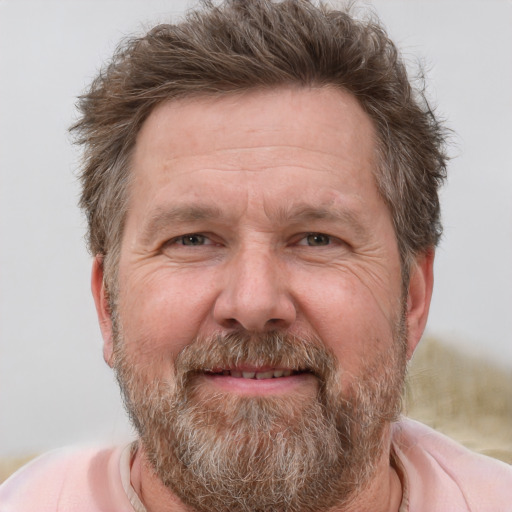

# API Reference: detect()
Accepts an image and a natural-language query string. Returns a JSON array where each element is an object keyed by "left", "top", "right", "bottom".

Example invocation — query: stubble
[{"left": 113, "top": 320, "right": 407, "bottom": 512}]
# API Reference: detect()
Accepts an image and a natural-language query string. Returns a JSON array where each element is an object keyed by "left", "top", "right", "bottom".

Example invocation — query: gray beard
[{"left": 112, "top": 324, "right": 407, "bottom": 512}]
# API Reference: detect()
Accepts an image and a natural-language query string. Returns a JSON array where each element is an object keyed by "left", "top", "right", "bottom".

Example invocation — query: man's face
[{"left": 96, "top": 87, "right": 425, "bottom": 511}]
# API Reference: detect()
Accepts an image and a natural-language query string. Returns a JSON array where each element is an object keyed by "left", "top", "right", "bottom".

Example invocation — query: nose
[{"left": 213, "top": 245, "right": 296, "bottom": 332}]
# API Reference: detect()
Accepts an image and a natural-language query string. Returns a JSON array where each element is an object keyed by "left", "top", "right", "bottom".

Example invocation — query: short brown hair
[{"left": 72, "top": 0, "right": 448, "bottom": 282}]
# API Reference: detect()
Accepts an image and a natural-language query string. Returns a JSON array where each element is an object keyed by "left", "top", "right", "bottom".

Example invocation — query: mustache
[{"left": 174, "top": 331, "right": 339, "bottom": 382}]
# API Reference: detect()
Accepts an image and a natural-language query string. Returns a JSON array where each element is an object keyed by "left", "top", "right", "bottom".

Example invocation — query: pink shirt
[
  {"left": 0, "top": 444, "right": 144, "bottom": 512},
  {"left": 1, "top": 418, "right": 511, "bottom": 511},
  {"left": 392, "top": 419, "right": 512, "bottom": 511}
]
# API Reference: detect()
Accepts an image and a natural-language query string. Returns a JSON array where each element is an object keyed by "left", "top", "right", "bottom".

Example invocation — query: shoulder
[
  {"left": 393, "top": 418, "right": 512, "bottom": 512},
  {"left": 0, "top": 444, "right": 131, "bottom": 512}
]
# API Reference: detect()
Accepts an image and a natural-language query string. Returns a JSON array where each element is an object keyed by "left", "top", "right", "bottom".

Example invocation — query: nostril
[
  {"left": 223, "top": 318, "right": 240, "bottom": 329},
  {"left": 260, "top": 317, "right": 292, "bottom": 332}
]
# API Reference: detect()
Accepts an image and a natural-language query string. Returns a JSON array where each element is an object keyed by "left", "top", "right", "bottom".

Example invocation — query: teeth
[
  {"left": 255, "top": 371, "right": 274, "bottom": 380},
  {"left": 219, "top": 369, "right": 294, "bottom": 379}
]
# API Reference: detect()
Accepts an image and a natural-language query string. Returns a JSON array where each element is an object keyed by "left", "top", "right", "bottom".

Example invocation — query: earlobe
[
  {"left": 91, "top": 255, "right": 115, "bottom": 367},
  {"left": 405, "top": 249, "right": 434, "bottom": 360}
]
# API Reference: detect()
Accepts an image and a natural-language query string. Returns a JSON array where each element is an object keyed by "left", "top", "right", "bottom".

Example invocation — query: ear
[
  {"left": 405, "top": 249, "right": 434, "bottom": 360},
  {"left": 91, "top": 255, "right": 115, "bottom": 367}
]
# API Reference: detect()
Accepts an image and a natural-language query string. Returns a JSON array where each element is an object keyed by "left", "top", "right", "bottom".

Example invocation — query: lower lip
[{"left": 197, "top": 372, "right": 317, "bottom": 396}]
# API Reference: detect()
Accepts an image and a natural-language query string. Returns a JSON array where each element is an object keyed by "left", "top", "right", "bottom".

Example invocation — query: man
[{"left": 1, "top": 1, "right": 510, "bottom": 511}]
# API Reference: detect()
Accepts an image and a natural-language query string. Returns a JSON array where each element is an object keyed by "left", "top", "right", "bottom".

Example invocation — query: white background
[{"left": 1, "top": 0, "right": 511, "bottom": 458}]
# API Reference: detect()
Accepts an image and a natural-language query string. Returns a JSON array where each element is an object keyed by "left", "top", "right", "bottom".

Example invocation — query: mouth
[
  {"left": 197, "top": 367, "right": 317, "bottom": 396},
  {"left": 203, "top": 368, "right": 306, "bottom": 380}
]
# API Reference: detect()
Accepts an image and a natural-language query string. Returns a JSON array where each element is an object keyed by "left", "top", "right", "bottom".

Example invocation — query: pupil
[
  {"left": 308, "top": 234, "right": 329, "bottom": 246},
  {"left": 183, "top": 234, "right": 204, "bottom": 245}
]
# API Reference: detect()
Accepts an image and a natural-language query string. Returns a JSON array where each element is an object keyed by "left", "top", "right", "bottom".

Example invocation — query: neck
[
  {"left": 324, "top": 426, "right": 402, "bottom": 512},
  {"left": 131, "top": 427, "right": 402, "bottom": 512},
  {"left": 131, "top": 447, "right": 187, "bottom": 512}
]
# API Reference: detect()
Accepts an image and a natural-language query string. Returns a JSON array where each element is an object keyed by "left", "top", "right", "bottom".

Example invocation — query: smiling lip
[
  {"left": 199, "top": 367, "right": 316, "bottom": 395},
  {"left": 204, "top": 367, "right": 298, "bottom": 380}
]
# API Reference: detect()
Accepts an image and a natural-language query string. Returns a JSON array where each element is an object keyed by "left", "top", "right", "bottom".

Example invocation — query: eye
[
  {"left": 298, "top": 233, "right": 332, "bottom": 246},
  {"left": 160, "top": 232, "right": 223, "bottom": 261},
  {"left": 170, "top": 234, "right": 213, "bottom": 246}
]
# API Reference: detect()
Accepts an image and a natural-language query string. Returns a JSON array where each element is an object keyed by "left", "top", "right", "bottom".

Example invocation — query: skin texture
[{"left": 92, "top": 86, "right": 434, "bottom": 511}]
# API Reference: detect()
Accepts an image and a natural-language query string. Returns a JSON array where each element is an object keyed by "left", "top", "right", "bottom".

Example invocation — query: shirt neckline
[{"left": 120, "top": 442, "right": 147, "bottom": 512}]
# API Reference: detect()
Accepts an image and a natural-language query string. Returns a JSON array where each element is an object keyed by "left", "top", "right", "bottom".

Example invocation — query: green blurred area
[{"left": 405, "top": 336, "right": 512, "bottom": 464}]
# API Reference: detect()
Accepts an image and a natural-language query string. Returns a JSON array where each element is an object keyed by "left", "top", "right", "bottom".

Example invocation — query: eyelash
[
  {"left": 166, "top": 232, "right": 340, "bottom": 248},
  {"left": 168, "top": 234, "right": 213, "bottom": 246},
  {"left": 297, "top": 233, "right": 334, "bottom": 247}
]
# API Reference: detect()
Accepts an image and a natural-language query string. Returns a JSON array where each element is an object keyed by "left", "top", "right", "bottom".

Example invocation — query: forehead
[
  {"left": 137, "top": 86, "right": 375, "bottom": 157},
  {"left": 128, "top": 86, "right": 381, "bottom": 222}
]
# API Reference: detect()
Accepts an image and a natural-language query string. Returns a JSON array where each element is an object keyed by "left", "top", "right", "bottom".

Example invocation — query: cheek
[
  {"left": 293, "top": 271, "right": 398, "bottom": 375},
  {"left": 117, "top": 268, "right": 219, "bottom": 359}
]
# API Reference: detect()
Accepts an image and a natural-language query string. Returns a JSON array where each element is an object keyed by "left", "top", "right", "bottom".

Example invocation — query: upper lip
[
  {"left": 205, "top": 366, "right": 297, "bottom": 373},
  {"left": 201, "top": 367, "right": 308, "bottom": 379}
]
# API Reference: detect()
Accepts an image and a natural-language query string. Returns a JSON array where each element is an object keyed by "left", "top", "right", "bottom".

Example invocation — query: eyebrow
[
  {"left": 139, "top": 201, "right": 367, "bottom": 246},
  {"left": 270, "top": 203, "right": 367, "bottom": 237},
  {"left": 139, "top": 205, "right": 224, "bottom": 246}
]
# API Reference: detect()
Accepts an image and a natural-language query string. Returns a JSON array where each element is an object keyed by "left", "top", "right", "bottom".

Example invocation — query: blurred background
[{"left": 1, "top": 0, "right": 511, "bottom": 479}]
